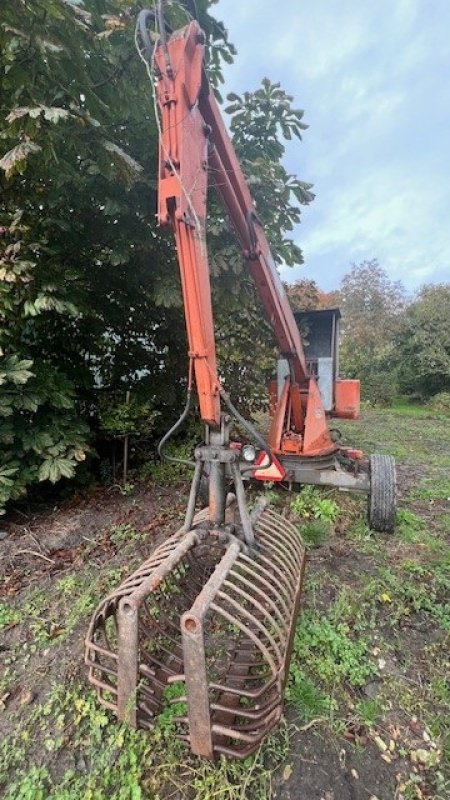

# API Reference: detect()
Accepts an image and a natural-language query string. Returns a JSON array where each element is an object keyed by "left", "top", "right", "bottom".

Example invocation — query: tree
[
  {"left": 339, "top": 260, "right": 406, "bottom": 404},
  {"left": 0, "top": 2, "right": 313, "bottom": 511},
  {"left": 284, "top": 279, "right": 340, "bottom": 313},
  {"left": 0, "top": 0, "right": 233, "bottom": 512},
  {"left": 395, "top": 284, "right": 450, "bottom": 398}
]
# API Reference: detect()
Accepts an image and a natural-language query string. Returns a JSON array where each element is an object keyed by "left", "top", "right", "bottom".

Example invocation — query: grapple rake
[{"left": 85, "top": 497, "right": 305, "bottom": 759}]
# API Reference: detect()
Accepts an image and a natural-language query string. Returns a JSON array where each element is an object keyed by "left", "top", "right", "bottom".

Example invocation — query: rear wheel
[{"left": 368, "top": 454, "right": 396, "bottom": 533}]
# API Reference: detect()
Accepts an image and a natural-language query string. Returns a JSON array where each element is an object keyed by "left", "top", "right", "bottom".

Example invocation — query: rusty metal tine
[
  {"left": 227, "top": 569, "right": 287, "bottom": 628},
  {"left": 252, "top": 540, "right": 298, "bottom": 584},
  {"left": 213, "top": 587, "right": 282, "bottom": 660},
  {"left": 237, "top": 553, "right": 293, "bottom": 607},
  {"left": 257, "top": 511, "right": 304, "bottom": 552},
  {"left": 222, "top": 579, "right": 284, "bottom": 651},
  {"left": 262, "top": 510, "right": 304, "bottom": 554},
  {"left": 209, "top": 676, "right": 277, "bottom": 698},
  {"left": 232, "top": 560, "right": 291, "bottom": 621},
  {"left": 255, "top": 531, "right": 299, "bottom": 578},
  {"left": 282, "top": 546, "right": 306, "bottom": 691},
  {"left": 241, "top": 551, "right": 295, "bottom": 599},
  {"left": 210, "top": 602, "right": 277, "bottom": 675}
]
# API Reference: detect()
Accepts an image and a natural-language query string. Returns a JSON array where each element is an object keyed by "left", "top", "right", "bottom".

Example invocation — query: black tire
[{"left": 368, "top": 454, "right": 396, "bottom": 533}]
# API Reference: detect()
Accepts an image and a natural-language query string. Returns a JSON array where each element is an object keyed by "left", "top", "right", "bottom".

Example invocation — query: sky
[{"left": 215, "top": 0, "right": 450, "bottom": 292}]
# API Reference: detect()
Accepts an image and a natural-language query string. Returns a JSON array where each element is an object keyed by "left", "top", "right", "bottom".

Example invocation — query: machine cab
[{"left": 277, "top": 307, "right": 360, "bottom": 420}]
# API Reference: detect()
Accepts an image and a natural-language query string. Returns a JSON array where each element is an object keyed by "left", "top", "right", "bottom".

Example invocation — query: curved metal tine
[
  {"left": 88, "top": 675, "right": 118, "bottom": 698},
  {"left": 209, "top": 673, "right": 278, "bottom": 698},
  {"left": 210, "top": 602, "right": 278, "bottom": 675},
  {"left": 254, "top": 528, "right": 300, "bottom": 578},
  {"left": 263, "top": 509, "right": 305, "bottom": 551},
  {"left": 257, "top": 518, "right": 304, "bottom": 562},
  {"left": 254, "top": 530, "right": 298, "bottom": 572},
  {"left": 241, "top": 551, "right": 295, "bottom": 600},
  {"left": 237, "top": 554, "right": 293, "bottom": 610},
  {"left": 252, "top": 537, "right": 298, "bottom": 586},
  {"left": 258, "top": 528, "right": 304, "bottom": 565},
  {"left": 222, "top": 579, "right": 285, "bottom": 648},
  {"left": 210, "top": 694, "right": 280, "bottom": 720},
  {"left": 257, "top": 512, "right": 304, "bottom": 555},
  {"left": 117, "top": 540, "right": 183, "bottom": 590},
  {"left": 211, "top": 722, "right": 272, "bottom": 745},
  {"left": 88, "top": 660, "right": 118, "bottom": 681},
  {"left": 214, "top": 591, "right": 282, "bottom": 665},
  {"left": 227, "top": 568, "right": 287, "bottom": 629},
  {"left": 102, "top": 608, "right": 119, "bottom": 654},
  {"left": 232, "top": 562, "right": 291, "bottom": 624}
]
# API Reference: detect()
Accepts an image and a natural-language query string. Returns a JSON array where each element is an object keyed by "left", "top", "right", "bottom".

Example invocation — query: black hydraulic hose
[
  {"left": 157, "top": 389, "right": 195, "bottom": 468},
  {"left": 136, "top": 8, "right": 173, "bottom": 64},
  {"left": 136, "top": 9, "right": 157, "bottom": 62},
  {"left": 157, "top": 0, "right": 167, "bottom": 47}
]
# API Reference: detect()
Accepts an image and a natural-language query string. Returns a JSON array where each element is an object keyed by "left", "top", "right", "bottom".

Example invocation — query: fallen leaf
[
  {"left": 19, "top": 689, "right": 34, "bottom": 706},
  {"left": 374, "top": 735, "right": 388, "bottom": 752},
  {"left": 282, "top": 764, "right": 293, "bottom": 782}
]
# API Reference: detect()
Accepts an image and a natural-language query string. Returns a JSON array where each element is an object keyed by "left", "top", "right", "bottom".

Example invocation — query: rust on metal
[{"left": 85, "top": 499, "right": 305, "bottom": 759}]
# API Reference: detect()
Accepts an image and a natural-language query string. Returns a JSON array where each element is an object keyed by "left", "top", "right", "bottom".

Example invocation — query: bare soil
[{"left": 1, "top": 407, "right": 449, "bottom": 799}]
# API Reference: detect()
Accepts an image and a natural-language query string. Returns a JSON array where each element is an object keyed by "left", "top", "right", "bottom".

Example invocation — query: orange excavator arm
[{"left": 153, "top": 19, "right": 335, "bottom": 456}]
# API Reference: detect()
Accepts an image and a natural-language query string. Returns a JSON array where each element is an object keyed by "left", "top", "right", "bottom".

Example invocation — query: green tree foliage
[
  {"left": 395, "top": 284, "right": 450, "bottom": 398},
  {"left": 284, "top": 278, "right": 340, "bottom": 312},
  {"left": 0, "top": 0, "right": 233, "bottom": 512},
  {"left": 0, "top": 1, "right": 311, "bottom": 510},
  {"left": 338, "top": 260, "right": 406, "bottom": 405}
]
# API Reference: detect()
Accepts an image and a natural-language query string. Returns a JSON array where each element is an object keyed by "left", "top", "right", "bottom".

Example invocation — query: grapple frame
[{"left": 85, "top": 494, "right": 305, "bottom": 759}]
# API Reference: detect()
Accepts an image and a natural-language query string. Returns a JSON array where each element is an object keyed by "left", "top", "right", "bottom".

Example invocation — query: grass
[
  {"left": 1, "top": 405, "right": 450, "bottom": 798},
  {"left": 0, "top": 602, "right": 20, "bottom": 629}
]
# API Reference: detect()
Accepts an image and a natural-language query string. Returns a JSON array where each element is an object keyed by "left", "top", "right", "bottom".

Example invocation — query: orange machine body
[
  {"left": 334, "top": 379, "right": 360, "bottom": 420},
  {"left": 154, "top": 22, "right": 337, "bottom": 458}
]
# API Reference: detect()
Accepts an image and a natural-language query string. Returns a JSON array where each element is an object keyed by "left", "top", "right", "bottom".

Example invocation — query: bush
[{"left": 426, "top": 392, "right": 450, "bottom": 417}]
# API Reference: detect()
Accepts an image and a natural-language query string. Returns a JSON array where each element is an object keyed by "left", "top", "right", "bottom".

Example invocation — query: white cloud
[{"left": 215, "top": 0, "right": 450, "bottom": 289}]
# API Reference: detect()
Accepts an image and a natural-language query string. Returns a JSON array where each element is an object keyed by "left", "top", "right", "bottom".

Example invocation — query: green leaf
[
  {"left": 0, "top": 356, "right": 34, "bottom": 386},
  {"left": 0, "top": 142, "right": 42, "bottom": 179}
]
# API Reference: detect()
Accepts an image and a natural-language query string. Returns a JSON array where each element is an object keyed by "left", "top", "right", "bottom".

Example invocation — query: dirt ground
[{"left": 0, "top": 406, "right": 449, "bottom": 799}]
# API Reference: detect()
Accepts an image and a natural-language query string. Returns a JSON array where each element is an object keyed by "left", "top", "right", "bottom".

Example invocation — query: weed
[
  {"left": 355, "top": 696, "right": 384, "bottom": 728},
  {"left": 0, "top": 602, "right": 19, "bottom": 629},
  {"left": 286, "top": 667, "right": 337, "bottom": 720},
  {"left": 110, "top": 522, "right": 140, "bottom": 545},
  {"left": 291, "top": 486, "right": 339, "bottom": 523},
  {"left": 119, "top": 481, "right": 135, "bottom": 496},
  {"left": 261, "top": 486, "right": 281, "bottom": 506},
  {"left": 292, "top": 611, "right": 376, "bottom": 689},
  {"left": 299, "top": 518, "right": 330, "bottom": 548}
]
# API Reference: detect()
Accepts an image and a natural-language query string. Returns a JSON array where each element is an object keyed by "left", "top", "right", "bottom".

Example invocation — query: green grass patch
[
  {"left": 0, "top": 602, "right": 20, "bottom": 629},
  {"left": 291, "top": 486, "right": 339, "bottom": 523},
  {"left": 292, "top": 612, "right": 376, "bottom": 689}
]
